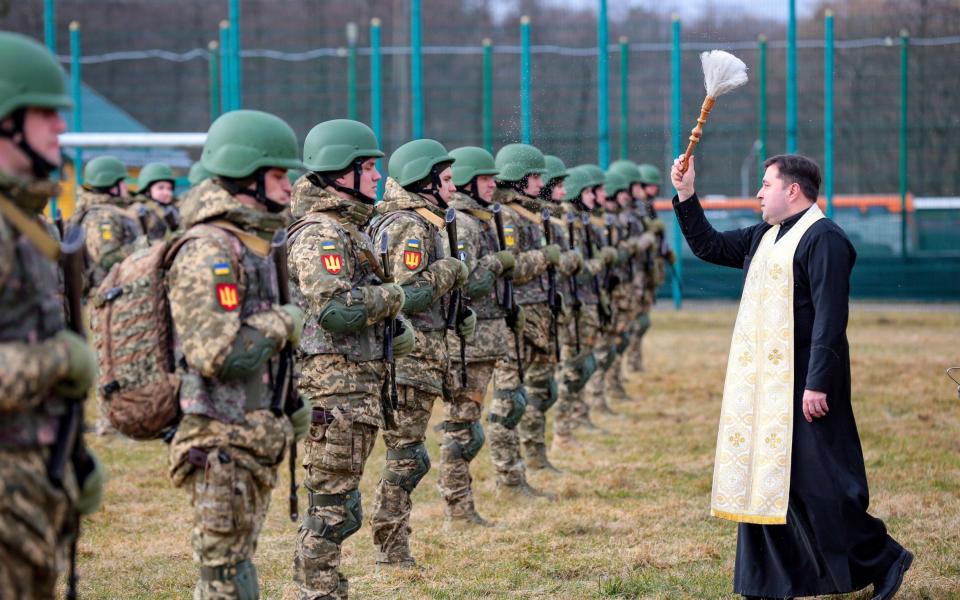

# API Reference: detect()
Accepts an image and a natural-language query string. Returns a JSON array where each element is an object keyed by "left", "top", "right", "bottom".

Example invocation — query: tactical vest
[
  {"left": 463, "top": 211, "right": 507, "bottom": 321},
  {"left": 369, "top": 210, "right": 448, "bottom": 332},
  {"left": 289, "top": 214, "right": 385, "bottom": 362},
  {"left": 573, "top": 220, "right": 604, "bottom": 306},
  {"left": 173, "top": 228, "right": 279, "bottom": 424},
  {"left": 75, "top": 203, "right": 142, "bottom": 291},
  {"left": 510, "top": 204, "right": 549, "bottom": 306},
  {"left": 0, "top": 219, "right": 68, "bottom": 448}
]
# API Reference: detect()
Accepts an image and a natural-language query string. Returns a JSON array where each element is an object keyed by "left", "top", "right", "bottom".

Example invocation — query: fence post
[
  {"left": 44, "top": 0, "right": 56, "bottom": 53},
  {"left": 219, "top": 21, "right": 232, "bottom": 113},
  {"left": 824, "top": 10, "right": 834, "bottom": 219},
  {"left": 410, "top": 0, "right": 423, "bottom": 139},
  {"left": 618, "top": 36, "right": 629, "bottom": 160},
  {"left": 69, "top": 21, "right": 83, "bottom": 190},
  {"left": 520, "top": 16, "right": 531, "bottom": 144},
  {"left": 758, "top": 34, "right": 767, "bottom": 188},
  {"left": 347, "top": 22, "right": 358, "bottom": 121},
  {"left": 786, "top": 0, "right": 797, "bottom": 153},
  {"left": 900, "top": 29, "right": 909, "bottom": 258},
  {"left": 228, "top": 0, "right": 241, "bottom": 109},
  {"left": 596, "top": 0, "right": 609, "bottom": 167},
  {"left": 482, "top": 38, "right": 493, "bottom": 153},
  {"left": 208, "top": 42, "right": 220, "bottom": 123},
  {"left": 670, "top": 14, "right": 682, "bottom": 310},
  {"left": 370, "top": 18, "right": 383, "bottom": 199}
]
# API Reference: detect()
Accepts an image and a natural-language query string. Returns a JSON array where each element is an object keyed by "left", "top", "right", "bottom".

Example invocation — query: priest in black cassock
[{"left": 670, "top": 154, "right": 912, "bottom": 600}]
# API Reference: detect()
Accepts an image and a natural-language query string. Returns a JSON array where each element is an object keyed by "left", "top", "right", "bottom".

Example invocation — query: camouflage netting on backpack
[{"left": 90, "top": 237, "right": 193, "bottom": 439}]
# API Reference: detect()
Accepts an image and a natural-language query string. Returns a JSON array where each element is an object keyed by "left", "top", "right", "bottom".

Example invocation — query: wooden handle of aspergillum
[{"left": 679, "top": 96, "right": 717, "bottom": 175}]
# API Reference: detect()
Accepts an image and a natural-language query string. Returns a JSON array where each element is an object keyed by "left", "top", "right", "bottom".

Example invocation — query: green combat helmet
[
  {"left": 604, "top": 170, "right": 630, "bottom": 198},
  {"left": 563, "top": 166, "right": 594, "bottom": 202},
  {"left": 494, "top": 143, "right": 546, "bottom": 182},
  {"left": 638, "top": 163, "right": 663, "bottom": 186},
  {"left": 542, "top": 155, "right": 569, "bottom": 183},
  {"left": 388, "top": 138, "right": 455, "bottom": 205},
  {"left": 201, "top": 109, "right": 302, "bottom": 211},
  {"left": 137, "top": 162, "right": 174, "bottom": 194},
  {"left": 0, "top": 31, "right": 73, "bottom": 178},
  {"left": 450, "top": 146, "right": 498, "bottom": 187},
  {"left": 83, "top": 156, "right": 128, "bottom": 192},
  {"left": 302, "top": 119, "right": 384, "bottom": 202},
  {"left": 608, "top": 159, "right": 643, "bottom": 185},
  {"left": 577, "top": 164, "right": 607, "bottom": 189},
  {"left": 187, "top": 162, "right": 213, "bottom": 187}
]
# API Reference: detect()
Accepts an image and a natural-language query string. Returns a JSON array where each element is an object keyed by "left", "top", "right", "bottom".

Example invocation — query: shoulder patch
[
  {"left": 216, "top": 282, "right": 239, "bottom": 311},
  {"left": 504, "top": 224, "right": 516, "bottom": 248},
  {"left": 403, "top": 238, "right": 422, "bottom": 270},
  {"left": 212, "top": 262, "right": 231, "bottom": 276},
  {"left": 100, "top": 222, "right": 113, "bottom": 241},
  {"left": 322, "top": 252, "right": 344, "bottom": 275}
]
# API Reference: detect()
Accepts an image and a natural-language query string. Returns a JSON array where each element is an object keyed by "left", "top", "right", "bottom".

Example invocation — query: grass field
[{"left": 77, "top": 304, "right": 960, "bottom": 599}]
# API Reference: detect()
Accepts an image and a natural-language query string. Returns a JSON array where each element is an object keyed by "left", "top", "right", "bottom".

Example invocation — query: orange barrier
[{"left": 653, "top": 194, "right": 913, "bottom": 214}]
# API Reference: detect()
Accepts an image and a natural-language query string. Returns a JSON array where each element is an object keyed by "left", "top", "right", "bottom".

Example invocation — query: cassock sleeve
[
  {"left": 672, "top": 193, "right": 762, "bottom": 269},
  {"left": 803, "top": 227, "right": 855, "bottom": 392}
]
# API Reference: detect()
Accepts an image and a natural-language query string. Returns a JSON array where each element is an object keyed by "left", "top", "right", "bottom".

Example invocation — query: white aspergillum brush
[{"left": 679, "top": 50, "right": 749, "bottom": 174}]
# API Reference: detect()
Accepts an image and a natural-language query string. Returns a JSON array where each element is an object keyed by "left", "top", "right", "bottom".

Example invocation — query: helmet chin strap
[
  {"left": 413, "top": 166, "right": 447, "bottom": 208},
  {"left": 314, "top": 159, "right": 377, "bottom": 205},
  {"left": 455, "top": 178, "right": 484, "bottom": 205},
  {"left": 0, "top": 109, "right": 58, "bottom": 179},
  {"left": 222, "top": 169, "right": 287, "bottom": 213}
]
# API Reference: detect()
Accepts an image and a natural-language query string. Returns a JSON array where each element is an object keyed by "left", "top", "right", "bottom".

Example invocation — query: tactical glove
[
  {"left": 456, "top": 307, "right": 478, "bottom": 340},
  {"left": 290, "top": 400, "right": 311, "bottom": 442},
  {"left": 281, "top": 304, "right": 306, "bottom": 347},
  {"left": 509, "top": 304, "right": 526, "bottom": 334},
  {"left": 53, "top": 330, "right": 97, "bottom": 399},
  {"left": 76, "top": 450, "right": 106, "bottom": 516},
  {"left": 492, "top": 250, "right": 515, "bottom": 274},
  {"left": 392, "top": 317, "right": 415, "bottom": 357},
  {"left": 542, "top": 243, "right": 561, "bottom": 266}
]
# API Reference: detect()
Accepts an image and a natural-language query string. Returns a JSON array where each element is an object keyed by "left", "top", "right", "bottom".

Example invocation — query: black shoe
[{"left": 872, "top": 549, "right": 914, "bottom": 600}]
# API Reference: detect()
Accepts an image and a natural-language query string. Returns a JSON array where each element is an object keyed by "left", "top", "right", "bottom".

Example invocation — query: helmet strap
[
  {"left": 0, "top": 109, "right": 58, "bottom": 179},
  {"left": 456, "top": 178, "right": 484, "bottom": 205},
  {"left": 538, "top": 181, "right": 556, "bottom": 201},
  {"left": 412, "top": 165, "right": 447, "bottom": 208},
  {"left": 314, "top": 158, "right": 377, "bottom": 204},
  {"left": 221, "top": 169, "right": 286, "bottom": 214}
]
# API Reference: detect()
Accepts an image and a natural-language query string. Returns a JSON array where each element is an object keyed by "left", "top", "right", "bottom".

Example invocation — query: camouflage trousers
[
  {"left": 489, "top": 342, "right": 526, "bottom": 487},
  {"left": 518, "top": 344, "right": 558, "bottom": 464},
  {"left": 0, "top": 449, "right": 75, "bottom": 600},
  {"left": 623, "top": 312, "right": 652, "bottom": 374},
  {"left": 294, "top": 406, "right": 378, "bottom": 600},
  {"left": 554, "top": 306, "right": 601, "bottom": 441},
  {"left": 370, "top": 385, "right": 438, "bottom": 565},
  {"left": 437, "top": 360, "right": 494, "bottom": 519}
]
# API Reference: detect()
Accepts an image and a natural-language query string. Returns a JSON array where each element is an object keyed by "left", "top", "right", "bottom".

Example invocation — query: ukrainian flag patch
[{"left": 213, "top": 262, "right": 231, "bottom": 276}]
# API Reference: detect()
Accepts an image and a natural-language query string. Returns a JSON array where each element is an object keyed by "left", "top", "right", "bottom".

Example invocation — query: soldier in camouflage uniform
[
  {"left": 437, "top": 146, "right": 519, "bottom": 527},
  {"left": 367, "top": 139, "right": 472, "bottom": 566},
  {"left": 489, "top": 144, "right": 565, "bottom": 494},
  {"left": 190, "top": 161, "right": 214, "bottom": 188},
  {"left": 165, "top": 109, "right": 310, "bottom": 600},
  {"left": 287, "top": 120, "right": 413, "bottom": 600},
  {"left": 133, "top": 162, "right": 180, "bottom": 242},
  {"left": 551, "top": 166, "right": 612, "bottom": 450},
  {"left": 0, "top": 31, "right": 105, "bottom": 599}
]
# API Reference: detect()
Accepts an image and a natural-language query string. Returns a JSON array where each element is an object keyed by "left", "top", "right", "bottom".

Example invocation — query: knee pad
[
  {"left": 443, "top": 420, "right": 486, "bottom": 462},
  {"left": 302, "top": 488, "right": 363, "bottom": 544},
  {"left": 384, "top": 443, "right": 431, "bottom": 493},
  {"left": 601, "top": 345, "right": 618, "bottom": 371},
  {"left": 540, "top": 377, "right": 559, "bottom": 412},
  {"left": 200, "top": 559, "right": 259, "bottom": 600},
  {"left": 489, "top": 387, "right": 527, "bottom": 430},
  {"left": 566, "top": 352, "right": 598, "bottom": 393},
  {"left": 617, "top": 332, "right": 630, "bottom": 354},
  {"left": 638, "top": 313, "right": 652, "bottom": 337}
]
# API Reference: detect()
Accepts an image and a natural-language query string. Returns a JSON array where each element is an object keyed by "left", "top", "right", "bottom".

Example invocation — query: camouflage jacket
[
  {"left": 286, "top": 180, "right": 397, "bottom": 425},
  {"left": 0, "top": 173, "right": 71, "bottom": 448},
  {"left": 131, "top": 193, "right": 179, "bottom": 243},
  {"left": 166, "top": 179, "right": 294, "bottom": 424},
  {"left": 369, "top": 178, "right": 461, "bottom": 394},
  {"left": 72, "top": 189, "right": 145, "bottom": 294},
  {"left": 563, "top": 202, "right": 606, "bottom": 307}
]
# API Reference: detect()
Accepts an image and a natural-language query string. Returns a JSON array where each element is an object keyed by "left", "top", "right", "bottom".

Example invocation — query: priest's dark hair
[{"left": 764, "top": 154, "right": 821, "bottom": 202}]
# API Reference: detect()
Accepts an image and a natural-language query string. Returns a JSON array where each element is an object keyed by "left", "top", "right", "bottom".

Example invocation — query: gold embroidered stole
[{"left": 710, "top": 204, "right": 824, "bottom": 525}]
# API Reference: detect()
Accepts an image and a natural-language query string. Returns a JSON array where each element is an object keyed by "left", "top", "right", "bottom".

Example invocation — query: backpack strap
[
  {"left": 0, "top": 193, "right": 60, "bottom": 261},
  {"left": 163, "top": 224, "right": 242, "bottom": 275}
]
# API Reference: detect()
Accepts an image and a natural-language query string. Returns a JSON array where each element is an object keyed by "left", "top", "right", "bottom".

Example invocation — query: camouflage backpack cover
[{"left": 90, "top": 225, "right": 238, "bottom": 439}]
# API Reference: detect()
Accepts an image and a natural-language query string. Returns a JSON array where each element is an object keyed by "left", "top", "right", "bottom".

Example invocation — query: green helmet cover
[
  {"left": 201, "top": 109, "right": 303, "bottom": 178},
  {"left": 577, "top": 164, "right": 607, "bottom": 188},
  {"left": 604, "top": 170, "right": 630, "bottom": 196},
  {"left": 302, "top": 119, "right": 384, "bottom": 173},
  {"left": 563, "top": 166, "right": 594, "bottom": 201},
  {"left": 188, "top": 162, "right": 213, "bottom": 187},
  {"left": 638, "top": 163, "right": 663, "bottom": 185},
  {"left": 608, "top": 159, "right": 643, "bottom": 184},
  {"left": 542, "top": 155, "right": 569, "bottom": 183},
  {"left": 0, "top": 32, "right": 72, "bottom": 119},
  {"left": 83, "top": 156, "right": 128, "bottom": 188},
  {"left": 449, "top": 146, "right": 498, "bottom": 187},
  {"left": 137, "top": 162, "right": 175, "bottom": 192},
  {"left": 388, "top": 138, "right": 454, "bottom": 188},
  {"left": 494, "top": 143, "right": 547, "bottom": 182}
]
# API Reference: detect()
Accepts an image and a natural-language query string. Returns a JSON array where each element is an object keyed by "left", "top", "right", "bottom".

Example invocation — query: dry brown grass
[{"left": 75, "top": 303, "right": 960, "bottom": 599}]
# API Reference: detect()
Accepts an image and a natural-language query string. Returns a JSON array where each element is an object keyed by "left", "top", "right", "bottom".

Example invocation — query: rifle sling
[{"left": 0, "top": 193, "right": 60, "bottom": 261}]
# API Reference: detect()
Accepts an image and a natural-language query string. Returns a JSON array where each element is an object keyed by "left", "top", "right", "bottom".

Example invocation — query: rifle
[
  {"left": 162, "top": 205, "right": 181, "bottom": 232},
  {"left": 379, "top": 232, "right": 398, "bottom": 431},
  {"left": 604, "top": 213, "right": 618, "bottom": 294},
  {"left": 270, "top": 228, "right": 302, "bottom": 523},
  {"left": 52, "top": 201, "right": 64, "bottom": 238},
  {"left": 136, "top": 204, "right": 150, "bottom": 238},
  {"left": 492, "top": 203, "right": 524, "bottom": 383},
  {"left": 50, "top": 225, "right": 94, "bottom": 600},
  {"left": 581, "top": 213, "right": 609, "bottom": 327},
  {"left": 444, "top": 208, "right": 469, "bottom": 387},
  {"left": 541, "top": 208, "right": 561, "bottom": 362},
  {"left": 566, "top": 212, "right": 582, "bottom": 354}
]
